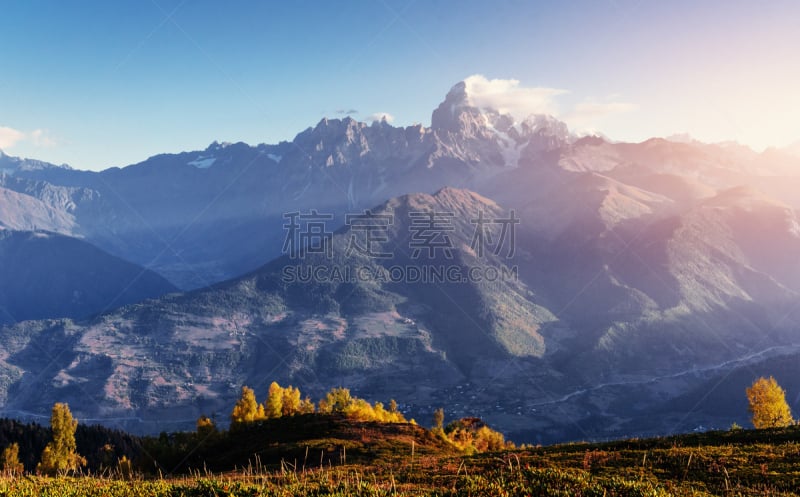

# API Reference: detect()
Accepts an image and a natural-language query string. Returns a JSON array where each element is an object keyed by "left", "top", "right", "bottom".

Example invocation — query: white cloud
[
  {"left": 463, "top": 74, "right": 567, "bottom": 118},
  {"left": 0, "top": 126, "right": 59, "bottom": 151},
  {"left": 459, "top": 76, "right": 638, "bottom": 138},
  {"left": 29, "top": 129, "right": 57, "bottom": 148},
  {"left": 366, "top": 112, "right": 394, "bottom": 123},
  {"left": 561, "top": 97, "right": 638, "bottom": 137},
  {"left": 568, "top": 100, "right": 638, "bottom": 120},
  {"left": 0, "top": 126, "right": 25, "bottom": 149}
]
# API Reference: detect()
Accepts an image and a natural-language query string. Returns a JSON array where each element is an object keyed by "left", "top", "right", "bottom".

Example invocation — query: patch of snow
[
  {"left": 188, "top": 156, "right": 217, "bottom": 169},
  {"left": 483, "top": 115, "right": 521, "bottom": 167},
  {"left": 207, "top": 141, "right": 233, "bottom": 152},
  {"left": 267, "top": 153, "right": 282, "bottom": 163}
]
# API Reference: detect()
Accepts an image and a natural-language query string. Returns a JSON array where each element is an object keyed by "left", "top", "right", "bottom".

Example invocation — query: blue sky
[{"left": 1, "top": 0, "right": 799, "bottom": 171}]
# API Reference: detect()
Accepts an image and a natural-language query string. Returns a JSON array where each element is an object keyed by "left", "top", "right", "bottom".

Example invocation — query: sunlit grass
[{"left": 3, "top": 426, "right": 800, "bottom": 496}]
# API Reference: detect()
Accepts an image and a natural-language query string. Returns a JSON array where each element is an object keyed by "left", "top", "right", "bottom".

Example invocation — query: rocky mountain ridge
[{"left": 0, "top": 80, "right": 799, "bottom": 441}]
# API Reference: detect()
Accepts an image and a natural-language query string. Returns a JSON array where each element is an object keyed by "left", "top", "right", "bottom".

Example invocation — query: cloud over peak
[
  {"left": 462, "top": 74, "right": 566, "bottom": 118},
  {"left": 366, "top": 112, "right": 394, "bottom": 124},
  {"left": 459, "top": 74, "right": 638, "bottom": 137},
  {"left": 0, "top": 126, "right": 25, "bottom": 150},
  {"left": 0, "top": 126, "right": 58, "bottom": 150}
]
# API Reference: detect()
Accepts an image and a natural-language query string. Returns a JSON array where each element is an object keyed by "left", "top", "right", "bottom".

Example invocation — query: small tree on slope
[
  {"left": 746, "top": 376, "right": 794, "bottom": 429},
  {"left": 36, "top": 403, "right": 86, "bottom": 475}
]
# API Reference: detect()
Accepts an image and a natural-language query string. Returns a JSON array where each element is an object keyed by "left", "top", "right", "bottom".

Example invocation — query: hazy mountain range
[{"left": 0, "top": 81, "right": 799, "bottom": 443}]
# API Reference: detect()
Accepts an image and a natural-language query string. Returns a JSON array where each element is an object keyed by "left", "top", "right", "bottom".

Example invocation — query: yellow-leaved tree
[
  {"left": 746, "top": 376, "right": 794, "bottom": 429},
  {"left": 264, "top": 382, "right": 306, "bottom": 418},
  {"left": 317, "top": 387, "right": 405, "bottom": 422},
  {"left": 299, "top": 396, "right": 315, "bottom": 414},
  {"left": 231, "top": 386, "right": 260, "bottom": 425},
  {"left": 36, "top": 403, "right": 86, "bottom": 475},
  {"left": 265, "top": 382, "right": 283, "bottom": 418},
  {"left": 281, "top": 385, "right": 302, "bottom": 416},
  {"left": 1, "top": 442, "right": 24, "bottom": 476},
  {"left": 318, "top": 387, "right": 353, "bottom": 413},
  {"left": 433, "top": 408, "right": 445, "bottom": 431},
  {"left": 196, "top": 415, "right": 217, "bottom": 437}
]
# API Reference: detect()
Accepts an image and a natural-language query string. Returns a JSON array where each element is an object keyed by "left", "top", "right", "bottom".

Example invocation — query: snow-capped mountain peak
[
  {"left": 430, "top": 81, "right": 491, "bottom": 137},
  {"left": 430, "top": 80, "right": 572, "bottom": 165}
]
